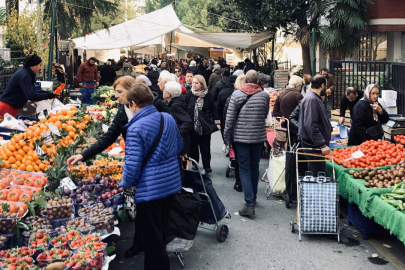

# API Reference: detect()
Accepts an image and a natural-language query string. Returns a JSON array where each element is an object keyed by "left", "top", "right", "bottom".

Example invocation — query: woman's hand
[
  {"left": 370, "top": 103, "right": 383, "bottom": 114},
  {"left": 67, "top": 155, "right": 83, "bottom": 167},
  {"left": 217, "top": 125, "right": 221, "bottom": 130}
]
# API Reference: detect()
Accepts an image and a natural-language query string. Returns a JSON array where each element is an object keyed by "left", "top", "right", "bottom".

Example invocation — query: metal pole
[
  {"left": 312, "top": 28, "right": 316, "bottom": 77},
  {"left": 269, "top": 36, "right": 275, "bottom": 87},
  {"left": 47, "top": 0, "right": 57, "bottom": 80},
  {"left": 54, "top": 26, "right": 58, "bottom": 63}
]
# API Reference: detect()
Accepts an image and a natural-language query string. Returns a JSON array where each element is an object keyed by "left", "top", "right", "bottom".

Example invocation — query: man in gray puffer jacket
[{"left": 224, "top": 70, "right": 270, "bottom": 216}]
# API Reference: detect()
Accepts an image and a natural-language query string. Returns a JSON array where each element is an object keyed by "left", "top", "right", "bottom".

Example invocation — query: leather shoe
[
  {"left": 125, "top": 245, "right": 143, "bottom": 258},
  {"left": 239, "top": 206, "right": 255, "bottom": 216}
]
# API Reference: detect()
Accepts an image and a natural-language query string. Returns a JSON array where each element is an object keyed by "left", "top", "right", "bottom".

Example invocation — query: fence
[
  {"left": 329, "top": 59, "right": 392, "bottom": 110},
  {"left": 392, "top": 62, "right": 405, "bottom": 115}
]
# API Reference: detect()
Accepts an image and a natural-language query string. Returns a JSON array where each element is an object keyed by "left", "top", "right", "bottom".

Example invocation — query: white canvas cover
[
  {"left": 73, "top": 5, "right": 182, "bottom": 50},
  {"left": 181, "top": 32, "right": 273, "bottom": 50}
]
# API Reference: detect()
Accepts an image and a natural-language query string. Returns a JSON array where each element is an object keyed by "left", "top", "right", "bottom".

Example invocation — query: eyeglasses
[{"left": 175, "top": 70, "right": 181, "bottom": 73}]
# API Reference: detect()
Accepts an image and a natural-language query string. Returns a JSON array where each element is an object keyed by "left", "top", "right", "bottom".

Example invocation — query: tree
[
  {"left": 5, "top": 6, "right": 50, "bottom": 64},
  {"left": 34, "top": 0, "right": 118, "bottom": 39}
]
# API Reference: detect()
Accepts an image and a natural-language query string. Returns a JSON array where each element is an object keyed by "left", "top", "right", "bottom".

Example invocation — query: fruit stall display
[
  {"left": 0, "top": 105, "right": 123, "bottom": 269},
  {"left": 350, "top": 162, "right": 405, "bottom": 188},
  {"left": 327, "top": 139, "right": 405, "bottom": 168}
]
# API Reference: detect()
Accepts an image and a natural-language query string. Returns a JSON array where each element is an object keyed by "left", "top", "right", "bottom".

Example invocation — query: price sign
[
  {"left": 351, "top": 150, "right": 365, "bottom": 159},
  {"left": 60, "top": 177, "right": 77, "bottom": 190},
  {"left": 47, "top": 123, "right": 61, "bottom": 136},
  {"left": 102, "top": 124, "right": 109, "bottom": 133},
  {"left": 35, "top": 145, "right": 45, "bottom": 156},
  {"left": 41, "top": 131, "right": 53, "bottom": 143}
]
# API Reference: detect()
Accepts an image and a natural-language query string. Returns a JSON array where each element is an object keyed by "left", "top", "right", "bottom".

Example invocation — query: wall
[{"left": 386, "top": 32, "right": 403, "bottom": 61}]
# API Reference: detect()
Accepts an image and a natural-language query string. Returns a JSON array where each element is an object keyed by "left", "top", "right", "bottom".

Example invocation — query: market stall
[
  {"left": 0, "top": 100, "right": 126, "bottom": 269},
  {"left": 325, "top": 139, "right": 405, "bottom": 244}
]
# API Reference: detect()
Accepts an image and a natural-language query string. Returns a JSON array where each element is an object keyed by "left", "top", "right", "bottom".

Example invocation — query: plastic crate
[{"left": 347, "top": 203, "right": 385, "bottom": 240}]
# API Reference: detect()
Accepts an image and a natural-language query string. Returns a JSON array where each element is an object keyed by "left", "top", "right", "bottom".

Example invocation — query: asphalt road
[{"left": 110, "top": 132, "right": 404, "bottom": 270}]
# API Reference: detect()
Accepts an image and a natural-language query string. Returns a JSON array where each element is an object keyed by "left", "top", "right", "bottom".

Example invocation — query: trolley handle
[{"left": 296, "top": 147, "right": 335, "bottom": 181}]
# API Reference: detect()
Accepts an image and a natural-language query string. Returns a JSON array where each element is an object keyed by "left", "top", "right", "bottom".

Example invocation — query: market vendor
[
  {"left": 348, "top": 84, "right": 389, "bottom": 146},
  {"left": 338, "top": 87, "right": 364, "bottom": 125},
  {"left": 77, "top": 57, "right": 99, "bottom": 105},
  {"left": 0, "top": 54, "right": 57, "bottom": 119}
]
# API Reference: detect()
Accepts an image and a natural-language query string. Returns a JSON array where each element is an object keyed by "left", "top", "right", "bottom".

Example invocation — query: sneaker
[
  {"left": 233, "top": 182, "right": 243, "bottom": 192},
  {"left": 239, "top": 206, "right": 255, "bottom": 216}
]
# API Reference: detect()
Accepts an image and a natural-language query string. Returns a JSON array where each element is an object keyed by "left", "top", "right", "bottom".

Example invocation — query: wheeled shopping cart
[
  {"left": 264, "top": 117, "right": 291, "bottom": 198},
  {"left": 290, "top": 148, "right": 340, "bottom": 242},
  {"left": 183, "top": 158, "right": 231, "bottom": 242}
]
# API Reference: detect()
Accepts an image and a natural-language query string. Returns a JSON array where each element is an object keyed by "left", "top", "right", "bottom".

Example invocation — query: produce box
[
  {"left": 348, "top": 203, "right": 385, "bottom": 240},
  {"left": 89, "top": 214, "right": 115, "bottom": 235}
]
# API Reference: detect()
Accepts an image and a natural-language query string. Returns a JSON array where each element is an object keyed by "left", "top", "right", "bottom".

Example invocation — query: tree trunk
[
  {"left": 302, "top": 44, "right": 312, "bottom": 74},
  {"left": 252, "top": 49, "right": 259, "bottom": 67}
]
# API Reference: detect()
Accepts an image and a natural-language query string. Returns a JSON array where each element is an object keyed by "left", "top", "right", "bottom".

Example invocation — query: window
[{"left": 359, "top": 33, "right": 387, "bottom": 61}]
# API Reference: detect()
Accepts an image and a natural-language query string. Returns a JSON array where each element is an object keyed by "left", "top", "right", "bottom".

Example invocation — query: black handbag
[
  {"left": 366, "top": 123, "right": 384, "bottom": 140},
  {"left": 198, "top": 110, "right": 218, "bottom": 135}
]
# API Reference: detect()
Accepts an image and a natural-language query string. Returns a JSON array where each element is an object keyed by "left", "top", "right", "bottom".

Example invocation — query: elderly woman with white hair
[
  {"left": 273, "top": 75, "right": 304, "bottom": 144},
  {"left": 154, "top": 70, "right": 175, "bottom": 99},
  {"left": 164, "top": 81, "right": 193, "bottom": 160},
  {"left": 136, "top": 74, "right": 169, "bottom": 113}
]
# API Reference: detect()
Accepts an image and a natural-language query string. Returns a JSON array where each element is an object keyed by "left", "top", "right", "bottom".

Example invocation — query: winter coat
[
  {"left": 182, "top": 82, "right": 192, "bottom": 94},
  {"left": 223, "top": 83, "right": 269, "bottom": 145},
  {"left": 348, "top": 100, "right": 389, "bottom": 146},
  {"left": 189, "top": 66, "right": 201, "bottom": 75},
  {"left": 99, "top": 65, "right": 116, "bottom": 85},
  {"left": 290, "top": 99, "right": 330, "bottom": 130},
  {"left": 217, "top": 84, "right": 234, "bottom": 128},
  {"left": 147, "top": 70, "right": 160, "bottom": 86},
  {"left": 77, "top": 61, "right": 99, "bottom": 83},
  {"left": 213, "top": 76, "right": 229, "bottom": 102},
  {"left": 185, "top": 90, "right": 220, "bottom": 128},
  {"left": 0, "top": 67, "right": 52, "bottom": 109},
  {"left": 208, "top": 70, "right": 221, "bottom": 91},
  {"left": 203, "top": 69, "right": 212, "bottom": 86},
  {"left": 120, "top": 105, "right": 183, "bottom": 203},
  {"left": 298, "top": 90, "right": 332, "bottom": 148},
  {"left": 325, "top": 73, "right": 335, "bottom": 92},
  {"left": 340, "top": 90, "right": 364, "bottom": 118},
  {"left": 273, "top": 87, "right": 303, "bottom": 134},
  {"left": 178, "top": 75, "right": 185, "bottom": 85},
  {"left": 150, "top": 84, "right": 163, "bottom": 99},
  {"left": 81, "top": 104, "right": 129, "bottom": 161},
  {"left": 168, "top": 96, "right": 193, "bottom": 155}
]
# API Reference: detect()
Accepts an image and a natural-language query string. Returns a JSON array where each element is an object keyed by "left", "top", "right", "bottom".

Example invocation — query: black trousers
[
  {"left": 301, "top": 142, "right": 326, "bottom": 177},
  {"left": 190, "top": 132, "right": 211, "bottom": 169},
  {"left": 137, "top": 195, "right": 175, "bottom": 270}
]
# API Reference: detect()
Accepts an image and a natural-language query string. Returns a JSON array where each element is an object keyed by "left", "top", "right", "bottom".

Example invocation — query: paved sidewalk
[{"left": 110, "top": 132, "right": 404, "bottom": 270}]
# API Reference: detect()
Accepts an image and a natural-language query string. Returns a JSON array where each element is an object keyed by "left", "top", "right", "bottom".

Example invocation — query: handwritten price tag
[
  {"left": 351, "top": 150, "right": 365, "bottom": 159},
  {"left": 41, "top": 131, "right": 53, "bottom": 143},
  {"left": 102, "top": 124, "right": 109, "bottom": 133},
  {"left": 35, "top": 145, "right": 45, "bottom": 156},
  {"left": 60, "top": 177, "right": 77, "bottom": 190},
  {"left": 47, "top": 123, "right": 61, "bottom": 136}
]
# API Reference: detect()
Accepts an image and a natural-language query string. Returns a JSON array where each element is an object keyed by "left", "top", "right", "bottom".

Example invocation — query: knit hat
[
  {"left": 23, "top": 54, "right": 42, "bottom": 67},
  {"left": 136, "top": 75, "right": 152, "bottom": 86},
  {"left": 190, "top": 60, "right": 197, "bottom": 67},
  {"left": 214, "top": 64, "right": 221, "bottom": 71},
  {"left": 233, "top": 70, "right": 243, "bottom": 76}
]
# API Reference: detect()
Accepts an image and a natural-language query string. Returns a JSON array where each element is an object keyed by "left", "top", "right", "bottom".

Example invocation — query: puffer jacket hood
[
  {"left": 214, "top": 69, "right": 221, "bottom": 75},
  {"left": 240, "top": 83, "right": 262, "bottom": 95},
  {"left": 120, "top": 105, "right": 183, "bottom": 203}
]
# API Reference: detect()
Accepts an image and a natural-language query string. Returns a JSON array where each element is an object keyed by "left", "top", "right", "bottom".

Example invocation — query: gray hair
[
  {"left": 233, "top": 69, "right": 243, "bottom": 76},
  {"left": 288, "top": 75, "right": 303, "bottom": 88},
  {"left": 214, "top": 64, "right": 221, "bottom": 71},
  {"left": 136, "top": 75, "right": 152, "bottom": 86},
  {"left": 246, "top": 70, "right": 259, "bottom": 84},
  {"left": 190, "top": 60, "right": 197, "bottom": 67},
  {"left": 258, "top": 73, "right": 270, "bottom": 85},
  {"left": 159, "top": 70, "right": 175, "bottom": 83},
  {"left": 164, "top": 81, "right": 182, "bottom": 99}
]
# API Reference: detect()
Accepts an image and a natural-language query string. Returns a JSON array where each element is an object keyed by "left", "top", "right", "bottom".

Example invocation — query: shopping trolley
[
  {"left": 290, "top": 148, "right": 340, "bottom": 242},
  {"left": 183, "top": 158, "right": 231, "bottom": 242},
  {"left": 264, "top": 117, "right": 291, "bottom": 198}
]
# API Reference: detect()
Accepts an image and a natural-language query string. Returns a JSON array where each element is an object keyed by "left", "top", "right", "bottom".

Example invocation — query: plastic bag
[
  {"left": 267, "top": 152, "right": 286, "bottom": 196},
  {"left": 0, "top": 113, "right": 27, "bottom": 131},
  {"left": 265, "top": 110, "right": 273, "bottom": 127},
  {"left": 51, "top": 98, "right": 70, "bottom": 111},
  {"left": 36, "top": 99, "right": 53, "bottom": 113}
]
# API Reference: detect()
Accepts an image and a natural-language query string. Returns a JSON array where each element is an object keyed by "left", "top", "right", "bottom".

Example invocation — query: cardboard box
[
  {"left": 382, "top": 99, "right": 396, "bottom": 108},
  {"left": 386, "top": 107, "right": 398, "bottom": 114},
  {"left": 381, "top": 90, "right": 397, "bottom": 100}
]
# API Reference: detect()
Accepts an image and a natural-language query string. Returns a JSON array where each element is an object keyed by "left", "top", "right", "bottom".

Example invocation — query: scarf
[
  {"left": 192, "top": 88, "right": 208, "bottom": 135},
  {"left": 361, "top": 84, "right": 379, "bottom": 122}
]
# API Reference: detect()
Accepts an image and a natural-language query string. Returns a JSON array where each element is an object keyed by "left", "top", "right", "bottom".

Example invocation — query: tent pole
[
  {"left": 269, "top": 36, "right": 275, "bottom": 88},
  {"left": 47, "top": 0, "right": 57, "bottom": 80}
]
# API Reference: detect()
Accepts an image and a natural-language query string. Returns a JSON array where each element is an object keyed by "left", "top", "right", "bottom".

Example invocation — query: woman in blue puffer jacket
[{"left": 120, "top": 83, "right": 183, "bottom": 270}]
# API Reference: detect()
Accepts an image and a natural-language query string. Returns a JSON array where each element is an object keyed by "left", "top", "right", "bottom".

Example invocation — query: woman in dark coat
[
  {"left": 348, "top": 84, "right": 389, "bottom": 146},
  {"left": 185, "top": 75, "right": 220, "bottom": 174}
]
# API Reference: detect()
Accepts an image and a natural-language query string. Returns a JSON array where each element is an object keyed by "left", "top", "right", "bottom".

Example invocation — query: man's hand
[
  {"left": 182, "top": 154, "right": 188, "bottom": 162},
  {"left": 95, "top": 82, "right": 99, "bottom": 87},
  {"left": 326, "top": 89, "right": 331, "bottom": 95},
  {"left": 67, "top": 155, "right": 84, "bottom": 167},
  {"left": 217, "top": 125, "right": 221, "bottom": 130},
  {"left": 79, "top": 83, "right": 83, "bottom": 87},
  {"left": 338, "top": 117, "right": 345, "bottom": 125},
  {"left": 321, "top": 146, "right": 330, "bottom": 155}
]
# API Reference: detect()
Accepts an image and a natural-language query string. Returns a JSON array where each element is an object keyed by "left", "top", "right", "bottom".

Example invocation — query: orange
[
  {"left": 83, "top": 115, "right": 91, "bottom": 121},
  {"left": 17, "top": 149, "right": 25, "bottom": 156},
  {"left": 10, "top": 164, "right": 18, "bottom": 169},
  {"left": 3, "top": 161, "right": 10, "bottom": 169},
  {"left": 19, "top": 164, "right": 26, "bottom": 171},
  {"left": 15, "top": 154, "right": 23, "bottom": 162},
  {"left": 15, "top": 144, "right": 21, "bottom": 150},
  {"left": 70, "top": 106, "right": 77, "bottom": 111},
  {"left": 15, "top": 161, "right": 21, "bottom": 167},
  {"left": 33, "top": 165, "right": 39, "bottom": 172},
  {"left": 18, "top": 140, "right": 26, "bottom": 147},
  {"left": 68, "top": 132, "right": 76, "bottom": 139},
  {"left": 8, "top": 156, "right": 16, "bottom": 163},
  {"left": 7, "top": 144, "right": 16, "bottom": 152},
  {"left": 26, "top": 165, "right": 34, "bottom": 172},
  {"left": 23, "top": 146, "right": 30, "bottom": 153}
]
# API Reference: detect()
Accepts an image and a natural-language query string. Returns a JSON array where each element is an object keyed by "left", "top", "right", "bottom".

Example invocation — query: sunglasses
[{"left": 175, "top": 70, "right": 181, "bottom": 73}]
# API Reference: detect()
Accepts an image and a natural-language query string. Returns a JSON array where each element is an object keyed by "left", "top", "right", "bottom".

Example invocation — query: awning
[
  {"left": 171, "top": 45, "right": 210, "bottom": 57},
  {"left": 73, "top": 5, "right": 183, "bottom": 50},
  {"left": 181, "top": 32, "right": 274, "bottom": 50}
]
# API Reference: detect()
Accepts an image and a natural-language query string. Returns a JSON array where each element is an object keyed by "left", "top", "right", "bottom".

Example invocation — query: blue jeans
[
  {"left": 80, "top": 87, "right": 95, "bottom": 105},
  {"left": 236, "top": 142, "right": 263, "bottom": 207}
]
